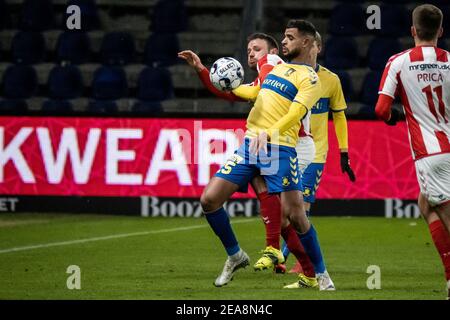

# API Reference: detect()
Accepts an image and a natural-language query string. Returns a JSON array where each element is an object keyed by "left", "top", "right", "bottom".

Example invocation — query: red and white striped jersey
[{"left": 379, "top": 46, "right": 450, "bottom": 160}]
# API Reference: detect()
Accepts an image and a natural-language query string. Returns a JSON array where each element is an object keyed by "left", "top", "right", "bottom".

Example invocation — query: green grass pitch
[{"left": 0, "top": 213, "right": 446, "bottom": 300}]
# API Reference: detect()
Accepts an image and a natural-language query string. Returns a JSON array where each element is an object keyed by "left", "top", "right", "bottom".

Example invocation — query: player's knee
[
  {"left": 251, "top": 176, "right": 267, "bottom": 195},
  {"left": 289, "top": 216, "right": 310, "bottom": 234},
  {"left": 418, "top": 193, "right": 432, "bottom": 221},
  {"left": 281, "top": 216, "right": 290, "bottom": 229},
  {"left": 200, "top": 191, "right": 220, "bottom": 213}
]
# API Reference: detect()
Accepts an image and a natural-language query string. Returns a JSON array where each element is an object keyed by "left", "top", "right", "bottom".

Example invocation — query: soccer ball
[{"left": 209, "top": 57, "right": 244, "bottom": 91}]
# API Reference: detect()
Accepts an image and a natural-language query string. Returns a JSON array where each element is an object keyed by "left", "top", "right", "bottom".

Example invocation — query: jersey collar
[{"left": 288, "top": 61, "right": 314, "bottom": 68}]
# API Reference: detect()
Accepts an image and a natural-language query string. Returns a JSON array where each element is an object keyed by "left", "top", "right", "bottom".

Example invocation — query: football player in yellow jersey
[
  {"left": 200, "top": 19, "right": 335, "bottom": 290},
  {"left": 282, "top": 32, "right": 356, "bottom": 275}
]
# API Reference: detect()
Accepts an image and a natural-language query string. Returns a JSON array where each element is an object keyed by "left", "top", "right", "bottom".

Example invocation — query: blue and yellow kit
[
  {"left": 310, "top": 65, "right": 348, "bottom": 163},
  {"left": 302, "top": 64, "right": 349, "bottom": 203},
  {"left": 215, "top": 63, "right": 322, "bottom": 193}
]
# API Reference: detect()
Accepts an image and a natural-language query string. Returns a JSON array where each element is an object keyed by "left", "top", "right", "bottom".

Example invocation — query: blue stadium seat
[
  {"left": 334, "top": 70, "right": 354, "bottom": 102},
  {"left": 2, "top": 65, "right": 37, "bottom": 99},
  {"left": 133, "top": 67, "right": 173, "bottom": 115},
  {"left": 151, "top": 0, "right": 188, "bottom": 33},
  {"left": 88, "top": 100, "right": 118, "bottom": 114},
  {"left": 11, "top": 31, "right": 46, "bottom": 65},
  {"left": 0, "top": 65, "right": 37, "bottom": 112},
  {"left": 91, "top": 66, "right": 127, "bottom": 100},
  {"left": 137, "top": 67, "right": 173, "bottom": 101},
  {"left": 361, "top": 70, "right": 383, "bottom": 108},
  {"left": 144, "top": 33, "right": 179, "bottom": 67},
  {"left": 66, "top": 0, "right": 100, "bottom": 31},
  {"left": 377, "top": 5, "right": 410, "bottom": 37},
  {"left": 41, "top": 100, "right": 74, "bottom": 113},
  {"left": 329, "top": 4, "right": 366, "bottom": 36},
  {"left": 47, "top": 65, "right": 83, "bottom": 99},
  {"left": 56, "top": 31, "right": 91, "bottom": 64},
  {"left": 100, "top": 32, "right": 135, "bottom": 65},
  {"left": 324, "top": 37, "right": 359, "bottom": 69},
  {"left": 368, "top": 38, "right": 402, "bottom": 70},
  {"left": 20, "top": 0, "right": 55, "bottom": 31}
]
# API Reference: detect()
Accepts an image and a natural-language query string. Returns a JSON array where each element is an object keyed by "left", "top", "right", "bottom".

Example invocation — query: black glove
[
  {"left": 340, "top": 152, "right": 356, "bottom": 182},
  {"left": 385, "top": 108, "right": 399, "bottom": 126}
]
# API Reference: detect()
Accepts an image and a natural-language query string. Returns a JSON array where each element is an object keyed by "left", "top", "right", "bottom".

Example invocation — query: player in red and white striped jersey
[{"left": 375, "top": 4, "right": 450, "bottom": 299}]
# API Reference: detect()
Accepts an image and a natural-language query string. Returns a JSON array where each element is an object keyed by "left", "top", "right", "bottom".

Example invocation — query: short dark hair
[
  {"left": 247, "top": 33, "right": 280, "bottom": 52},
  {"left": 286, "top": 19, "right": 317, "bottom": 38},
  {"left": 412, "top": 4, "right": 443, "bottom": 41}
]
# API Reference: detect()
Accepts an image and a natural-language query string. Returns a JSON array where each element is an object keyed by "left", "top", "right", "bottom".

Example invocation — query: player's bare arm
[{"left": 177, "top": 50, "right": 206, "bottom": 73}]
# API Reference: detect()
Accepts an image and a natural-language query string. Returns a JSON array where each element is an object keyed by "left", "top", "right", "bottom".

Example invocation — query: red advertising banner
[{"left": 0, "top": 116, "right": 419, "bottom": 199}]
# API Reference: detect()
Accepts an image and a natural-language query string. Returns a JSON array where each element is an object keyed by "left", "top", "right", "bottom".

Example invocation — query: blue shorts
[
  {"left": 301, "top": 162, "right": 325, "bottom": 203},
  {"left": 215, "top": 138, "right": 302, "bottom": 194}
]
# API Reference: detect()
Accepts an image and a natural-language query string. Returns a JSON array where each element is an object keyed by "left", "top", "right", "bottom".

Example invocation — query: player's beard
[{"left": 283, "top": 47, "right": 302, "bottom": 62}]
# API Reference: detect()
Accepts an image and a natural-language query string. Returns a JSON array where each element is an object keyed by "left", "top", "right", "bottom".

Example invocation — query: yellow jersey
[
  {"left": 244, "top": 63, "right": 322, "bottom": 148},
  {"left": 311, "top": 65, "right": 347, "bottom": 163}
]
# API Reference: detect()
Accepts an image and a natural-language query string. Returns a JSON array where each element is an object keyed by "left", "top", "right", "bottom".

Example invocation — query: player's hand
[
  {"left": 340, "top": 152, "right": 356, "bottom": 182},
  {"left": 250, "top": 132, "right": 269, "bottom": 155},
  {"left": 385, "top": 108, "right": 399, "bottom": 126},
  {"left": 177, "top": 50, "right": 205, "bottom": 72}
]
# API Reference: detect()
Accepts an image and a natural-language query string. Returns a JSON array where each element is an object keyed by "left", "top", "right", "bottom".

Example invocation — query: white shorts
[
  {"left": 415, "top": 153, "right": 450, "bottom": 206},
  {"left": 296, "top": 136, "right": 316, "bottom": 175}
]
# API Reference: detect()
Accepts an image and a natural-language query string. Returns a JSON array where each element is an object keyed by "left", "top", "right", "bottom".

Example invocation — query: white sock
[{"left": 229, "top": 249, "right": 242, "bottom": 261}]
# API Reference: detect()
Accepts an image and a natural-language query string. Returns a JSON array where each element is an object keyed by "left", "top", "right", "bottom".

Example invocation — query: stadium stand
[
  {"left": 56, "top": 31, "right": 92, "bottom": 64},
  {"left": 329, "top": 4, "right": 366, "bottom": 36},
  {"left": 11, "top": 31, "right": 46, "bottom": 64},
  {"left": 0, "top": 64, "right": 37, "bottom": 111},
  {"left": 324, "top": 36, "right": 359, "bottom": 70},
  {"left": 100, "top": 31, "right": 136, "bottom": 65},
  {"left": 144, "top": 32, "right": 180, "bottom": 67},
  {"left": 66, "top": 0, "right": 100, "bottom": 31},
  {"left": 367, "top": 37, "right": 402, "bottom": 70},
  {"left": 20, "top": 0, "right": 55, "bottom": 31},
  {"left": 0, "top": 0, "right": 448, "bottom": 118},
  {"left": 376, "top": 4, "right": 411, "bottom": 37}
]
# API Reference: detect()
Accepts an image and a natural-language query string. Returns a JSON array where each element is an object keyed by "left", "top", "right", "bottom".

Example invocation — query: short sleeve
[{"left": 378, "top": 55, "right": 401, "bottom": 99}]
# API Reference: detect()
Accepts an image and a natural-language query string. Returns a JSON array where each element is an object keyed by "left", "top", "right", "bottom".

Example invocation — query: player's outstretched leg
[
  {"left": 281, "top": 224, "right": 317, "bottom": 288},
  {"left": 419, "top": 194, "right": 450, "bottom": 299},
  {"left": 252, "top": 177, "right": 285, "bottom": 271},
  {"left": 201, "top": 177, "right": 250, "bottom": 287},
  {"left": 281, "top": 190, "right": 335, "bottom": 291}
]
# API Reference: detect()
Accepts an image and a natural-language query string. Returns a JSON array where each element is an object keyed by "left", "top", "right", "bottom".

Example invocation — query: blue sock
[
  {"left": 281, "top": 240, "right": 290, "bottom": 260},
  {"left": 205, "top": 207, "right": 240, "bottom": 256},
  {"left": 297, "top": 224, "right": 326, "bottom": 274}
]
